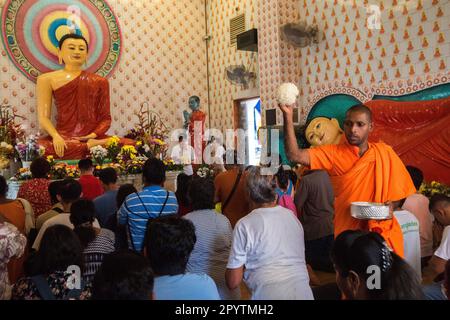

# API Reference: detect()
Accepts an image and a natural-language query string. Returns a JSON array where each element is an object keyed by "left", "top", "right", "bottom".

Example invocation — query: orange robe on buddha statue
[{"left": 39, "top": 71, "right": 133, "bottom": 159}]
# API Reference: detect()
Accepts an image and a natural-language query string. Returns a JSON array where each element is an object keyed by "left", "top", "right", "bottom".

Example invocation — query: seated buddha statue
[
  {"left": 37, "top": 33, "right": 132, "bottom": 159},
  {"left": 305, "top": 117, "right": 343, "bottom": 147},
  {"left": 183, "top": 95, "right": 206, "bottom": 157}
]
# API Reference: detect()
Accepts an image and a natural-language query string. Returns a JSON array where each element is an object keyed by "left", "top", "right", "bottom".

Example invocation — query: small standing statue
[{"left": 183, "top": 96, "right": 206, "bottom": 159}]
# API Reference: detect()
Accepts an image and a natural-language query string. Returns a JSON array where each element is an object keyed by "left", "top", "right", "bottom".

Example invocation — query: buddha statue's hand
[
  {"left": 74, "top": 133, "right": 97, "bottom": 142},
  {"left": 53, "top": 135, "right": 68, "bottom": 158}
]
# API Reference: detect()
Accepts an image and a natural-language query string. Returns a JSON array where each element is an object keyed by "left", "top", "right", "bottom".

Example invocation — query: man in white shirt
[
  {"left": 226, "top": 166, "right": 313, "bottom": 300},
  {"left": 170, "top": 135, "right": 195, "bottom": 176},
  {"left": 393, "top": 209, "right": 421, "bottom": 278}
]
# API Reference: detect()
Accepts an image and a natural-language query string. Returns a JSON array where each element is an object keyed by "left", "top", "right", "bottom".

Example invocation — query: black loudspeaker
[
  {"left": 265, "top": 109, "right": 276, "bottom": 126},
  {"left": 237, "top": 28, "right": 258, "bottom": 52}
]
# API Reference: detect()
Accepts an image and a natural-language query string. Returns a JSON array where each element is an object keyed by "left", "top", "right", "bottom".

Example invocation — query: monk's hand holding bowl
[{"left": 53, "top": 135, "right": 67, "bottom": 158}]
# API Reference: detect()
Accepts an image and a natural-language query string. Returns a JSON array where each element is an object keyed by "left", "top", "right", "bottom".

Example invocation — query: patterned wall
[
  {"left": 0, "top": 0, "right": 208, "bottom": 136},
  {"left": 207, "top": 0, "right": 259, "bottom": 132},
  {"left": 259, "top": 0, "right": 450, "bottom": 125}
]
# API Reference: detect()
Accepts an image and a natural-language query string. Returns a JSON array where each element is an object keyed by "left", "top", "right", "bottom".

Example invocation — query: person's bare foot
[{"left": 307, "top": 264, "right": 321, "bottom": 286}]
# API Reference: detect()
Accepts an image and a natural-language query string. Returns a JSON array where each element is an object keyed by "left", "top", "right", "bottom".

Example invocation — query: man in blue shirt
[
  {"left": 94, "top": 167, "right": 119, "bottom": 229},
  {"left": 118, "top": 158, "right": 178, "bottom": 252}
]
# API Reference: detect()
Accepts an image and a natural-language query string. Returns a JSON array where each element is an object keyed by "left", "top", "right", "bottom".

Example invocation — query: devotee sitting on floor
[
  {"left": 0, "top": 176, "right": 27, "bottom": 285},
  {"left": 0, "top": 215, "right": 27, "bottom": 300},
  {"left": 17, "top": 157, "right": 52, "bottom": 218},
  {"left": 37, "top": 34, "right": 133, "bottom": 159},
  {"left": 445, "top": 260, "right": 450, "bottom": 300},
  {"left": 93, "top": 168, "right": 119, "bottom": 229},
  {"left": 184, "top": 177, "right": 240, "bottom": 300},
  {"left": 423, "top": 194, "right": 450, "bottom": 300},
  {"left": 145, "top": 216, "right": 220, "bottom": 300},
  {"left": 12, "top": 225, "right": 91, "bottom": 300},
  {"left": 78, "top": 158, "right": 103, "bottom": 201},
  {"left": 393, "top": 201, "right": 421, "bottom": 278},
  {"left": 70, "top": 199, "right": 115, "bottom": 283},
  {"left": 35, "top": 180, "right": 65, "bottom": 230},
  {"left": 280, "top": 102, "right": 416, "bottom": 257},
  {"left": 295, "top": 170, "right": 334, "bottom": 272},
  {"left": 275, "top": 166, "right": 297, "bottom": 217},
  {"left": 214, "top": 150, "right": 250, "bottom": 227},
  {"left": 32, "top": 179, "right": 100, "bottom": 250},
  {"left": 402, "top": 166, "right": 434, "bottom": 268},
  {"left": 112, "top": 184, "right": 137, "bottom": 250},
  {"left": 118, "top": 158, "right": 178, "bottom": 253},
  {"left": 226, "top": 166, "right": 313, "bottom": 300},
  {"left": 175, "top": 173, "right": 193, "bottom": 217},
  {"left": 331, "top": 230, "right": 423, "bottom": 300},
  {"left": 92, "top": 251, "right": 154, "bottom": 300}
]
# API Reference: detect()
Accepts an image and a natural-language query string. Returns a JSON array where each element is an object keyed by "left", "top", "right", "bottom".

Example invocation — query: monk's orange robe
[
  {"left": 308, "top": 140, "right": 416, "bottom": 257},
  {"left": 188, "top": 109, "right": 206, "bottom": 157},
  {"left": 39, "top": 71, "right": 133, "bottom": 159}
]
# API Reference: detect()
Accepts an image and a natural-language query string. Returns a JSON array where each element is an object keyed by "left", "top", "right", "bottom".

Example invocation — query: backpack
[{"left": 276, "top": 182, "right": 298, "bottom": 218}]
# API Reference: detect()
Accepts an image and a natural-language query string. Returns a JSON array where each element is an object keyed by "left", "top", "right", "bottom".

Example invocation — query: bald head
[{"left": 346, "top": 104, "right": 372, "bottom": 123}]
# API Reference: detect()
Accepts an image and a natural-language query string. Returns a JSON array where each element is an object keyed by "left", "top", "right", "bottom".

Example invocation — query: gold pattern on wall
[{"left": 207, "top": 0, "right": 259, "bottom": 132}]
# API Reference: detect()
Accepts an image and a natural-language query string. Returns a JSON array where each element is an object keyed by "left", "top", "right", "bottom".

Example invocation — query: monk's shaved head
[{"left": 346, "top": 104, "right": 372, "bottom": 123}]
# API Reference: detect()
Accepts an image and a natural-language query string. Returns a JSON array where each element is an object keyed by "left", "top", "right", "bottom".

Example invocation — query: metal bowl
[{"left": 351, "top": 202, "right": 392, "bottom": 220}]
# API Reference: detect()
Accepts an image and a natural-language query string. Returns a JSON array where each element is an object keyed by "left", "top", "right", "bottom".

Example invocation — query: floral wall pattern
[
  {"left": 259, "top": 0, "right": 450, "bottom": 125},
  {"left": 0, "top": 0, "right": 208, "bottom": 137}
]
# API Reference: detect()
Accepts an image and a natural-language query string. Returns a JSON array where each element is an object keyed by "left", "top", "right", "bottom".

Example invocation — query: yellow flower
[
  {"left": 46, "top": 155, "right": 54, "bottom": 162},
  {"left": 153, "top": 138, "right": 165, "bottom": 146},
  {"left": 136, "top": 140, "right": 142, "bottom": 146},
  {"left": 96, "top": 165, "right": 101, "bottom": 170}
]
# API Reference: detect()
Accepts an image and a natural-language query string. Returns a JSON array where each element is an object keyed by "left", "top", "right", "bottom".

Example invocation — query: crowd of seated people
[{"left": 0, "top": 156, "right": 448, "bottom": 300}]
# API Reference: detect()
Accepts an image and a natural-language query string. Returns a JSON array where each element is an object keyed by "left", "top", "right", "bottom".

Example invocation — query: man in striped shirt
[{"left": 118, "top": 158, "right": 178, "bottom": 252}]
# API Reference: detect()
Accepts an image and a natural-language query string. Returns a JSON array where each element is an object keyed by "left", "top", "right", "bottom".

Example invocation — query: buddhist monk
[
  {"left": 280, "top": 102, "right": 416, "bottom": 257},
  {"left": 37, "top": 34, "right": 132, "bottom": 159}
]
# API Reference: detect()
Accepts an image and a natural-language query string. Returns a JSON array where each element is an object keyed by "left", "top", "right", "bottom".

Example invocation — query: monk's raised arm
[{"left": 279, "top": 103, "right": 310, "bottom": 166}]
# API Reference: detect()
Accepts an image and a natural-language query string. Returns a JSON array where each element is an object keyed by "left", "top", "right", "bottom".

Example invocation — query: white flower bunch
[
  {"left": 90, "top": 145, "right": 108, "bottom": 160},
  {"left": 196, "top": 167, "right": 214, "bottom": 178},
  {"left": 277, "top": 83, "right": 299, "bottom": 105}
]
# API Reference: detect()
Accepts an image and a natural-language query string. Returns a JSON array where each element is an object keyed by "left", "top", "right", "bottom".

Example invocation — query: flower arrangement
[
  {"left": 124, "top": 102, "right": 169, "bottom": 159},
  {"left": 118, "top": 145, "right": 138, "bottom": 162},
  {"left": 277, "top": 83, "right": 299, "bottom": 105},
  {"left": 0, "top": 104, "right": 25, "bottom": 147},
  {"left": 50, "top": 162, "right": 80, "bottom": 180},
  {"left": 0, "top": 141, "right": 14, "bottom": 169},
  {"left": 105, "top": 136, "right": 122, "bottom": 160},
  {"left": 11, "top": 167, "right": 32, "bottom": 181},
  {"left": 163, "top": 158, "right": 183, "bottom": 172},
  {"left": 15, "top": 135, "right": 45, "bottom": 162},
  {"left": 419, "top": 181, "right": 450, "bottom": 198},
  {"left": 90, "top": 145, "right": 108, "bottom": 166},
  {"left": 196, "top": 164, "right": 216, "bottom": 178}
]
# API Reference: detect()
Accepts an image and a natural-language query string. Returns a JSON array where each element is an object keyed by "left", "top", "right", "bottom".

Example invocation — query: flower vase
[{"left": 22, "top": 161, "right": 32, "bottom": 169}]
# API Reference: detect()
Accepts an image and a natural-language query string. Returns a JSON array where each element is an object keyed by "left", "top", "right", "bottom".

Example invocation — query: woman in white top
[{"left": 226, "top": 166, "right": 313, "bottom": 300}]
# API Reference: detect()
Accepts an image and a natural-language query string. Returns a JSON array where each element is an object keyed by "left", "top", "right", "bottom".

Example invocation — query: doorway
[{"left": 235, "top": 97, "right": 262, "bottom": 166}]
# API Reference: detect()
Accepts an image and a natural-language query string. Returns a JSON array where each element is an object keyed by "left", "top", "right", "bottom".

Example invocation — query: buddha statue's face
[
  {"left": 188, "top": 96, "right": 200, "bottom": 111},
  {"left": 58, "top": 38, "right": 88, "bottom": 66},
  {"left": 305, "top": 117, "right": 343, "bottom": 146}
]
